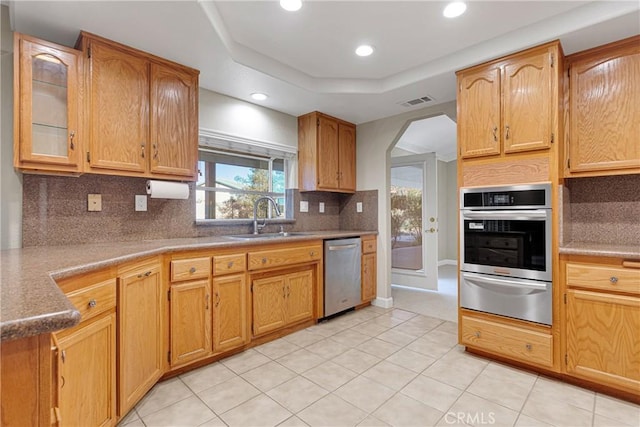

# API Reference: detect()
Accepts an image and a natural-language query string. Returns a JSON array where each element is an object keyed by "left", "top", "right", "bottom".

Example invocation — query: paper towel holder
[{"left": 146, "top": 180, "right": 190, "bottom": 199}]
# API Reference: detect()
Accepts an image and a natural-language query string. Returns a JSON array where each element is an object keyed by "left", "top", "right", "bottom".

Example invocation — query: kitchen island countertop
[{"left": 0, "top": 231, "right": 376, "bottom": 342}]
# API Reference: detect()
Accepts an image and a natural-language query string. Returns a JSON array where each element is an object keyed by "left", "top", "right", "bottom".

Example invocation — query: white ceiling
[
  {"left": 394, "top": 115, "right": 458, "bottom": 161},
  {"left": 7, "top": 0, "right": 640, "bottom": 128}
]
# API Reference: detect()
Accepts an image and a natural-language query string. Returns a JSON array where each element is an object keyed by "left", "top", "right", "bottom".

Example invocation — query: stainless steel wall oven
[{"left": 459, "top": 184, "right": 552, "bottom": 325}]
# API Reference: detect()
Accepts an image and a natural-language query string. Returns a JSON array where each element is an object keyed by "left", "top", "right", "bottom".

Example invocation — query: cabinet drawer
[
  {"left": 171, "top": 257, "right": 211, "bottom": 282},
  {"left": 566, "top": 263, "right": 640, "bottom": 295},
  {"left": 248, "top": 245, "right": 322, "bottom": 271},
  {"left": 362, "top": 237, "right": 376, "bottom": 254},
  {"left": 461, "top": 315, "right": 553, "bottom": 368},
  {"left": 66, "top": 278, "right": 116, "bottom": 322},
  {"left": 213, "top": 254, "right": 246, "bottom": 276}
]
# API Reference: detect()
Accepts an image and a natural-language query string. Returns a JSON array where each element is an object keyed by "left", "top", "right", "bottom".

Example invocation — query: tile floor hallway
[{"left": 119, "top": 305, "right": 640, "bottom": 427}]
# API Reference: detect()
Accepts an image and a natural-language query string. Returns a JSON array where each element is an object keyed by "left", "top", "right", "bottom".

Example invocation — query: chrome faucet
[{"left": 253, "top": 196, "right": 282, "bottom": 234}]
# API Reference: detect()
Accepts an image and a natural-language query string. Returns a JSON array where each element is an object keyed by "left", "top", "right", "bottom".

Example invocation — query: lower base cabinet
[
  {"left": 118, "top": 260, "right": 164, "bottom": 417},
  {"left": 54, "top": 313, "right": 117, "bottom": 427},
  {"left": 170, "top": 279, "right": 212, "bottom": 367},
  {"left": 213, "top": 274, "right": 249, "bottom": 353},
  {"left": 252, "top": 269, "right": 314, "bottom": 336}
]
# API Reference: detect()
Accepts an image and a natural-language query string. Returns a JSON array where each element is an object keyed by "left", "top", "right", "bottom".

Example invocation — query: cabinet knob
[
  {"left": 88, "top": 299, "right": 97, "bottom": 309},
  {"left": 475, "top": 331, "right": 481, "bottom": 338},
  {"left": 262, "top": 258, "right": 267, "bottom": 264},
  {"left": 610, "top": 276, "right": 618, "bottom": 284},
  {"left": 309, "top": 251, "right": 315, "bottom": 257},
  {"left": 189, "top": 267, "right": 196, "bottom": 274},
  {"left": 525, "top": 343, "right": 532, "bottom": 351},
  {"left": 227, "top": 261, "right": 234, "bottom": 269}
]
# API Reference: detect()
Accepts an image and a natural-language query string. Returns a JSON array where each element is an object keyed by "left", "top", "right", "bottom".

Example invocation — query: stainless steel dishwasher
[{"left": 324, "top": 237, "right": 361, "bottom": 317}]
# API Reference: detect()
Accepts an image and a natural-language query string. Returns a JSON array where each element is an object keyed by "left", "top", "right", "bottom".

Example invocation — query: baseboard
[
  {"left": 438, "top": 259, "right": 457, "bottom": 267},
  {"left": 372, "top": 296, "right": 393, "bottom": 309}
]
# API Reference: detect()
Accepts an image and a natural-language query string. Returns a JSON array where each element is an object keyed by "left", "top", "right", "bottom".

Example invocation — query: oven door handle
[
  {"left": 462, "top": 210, "right": 548, "bottom": 221},
  {"left": 462, "top": 272, "right": 549, "bottom": 293}
]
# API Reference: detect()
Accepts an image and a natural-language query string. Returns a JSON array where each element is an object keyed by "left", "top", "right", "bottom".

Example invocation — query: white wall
[
  {"left": 356, "top": 101, "right": 457, "bottom": 304},
  {"left": 0, "top": 5, "right": 23, "bottom": 250},
  {"left": 437, "top": 160, "right": 458, "bottom": 262}
]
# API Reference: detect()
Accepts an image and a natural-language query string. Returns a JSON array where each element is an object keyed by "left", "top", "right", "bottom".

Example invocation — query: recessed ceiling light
[
  {"left": 355, "top": 45, "right": 374, "bottom": 57},
  {"left": 280, "top": 0, "right": 302, "bottom": 12},
  {"left": 443, "top": 2, "right": 467, "bottom": 18},
  {"left": 251, "top": 93, "right": 268, "bottom": 101}
]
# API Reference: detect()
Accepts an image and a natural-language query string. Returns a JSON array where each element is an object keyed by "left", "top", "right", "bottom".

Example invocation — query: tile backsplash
[
  {"left": 563, "top": 174, "right": 640, "bottom": 245},
  {"left": 22, "top": 175, "right": 378, "bottom": 247}
]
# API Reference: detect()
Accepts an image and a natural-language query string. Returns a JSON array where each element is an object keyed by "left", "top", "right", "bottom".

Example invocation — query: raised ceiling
[{"left": 8, "top": 1, "right": 640, "bottom": 124}]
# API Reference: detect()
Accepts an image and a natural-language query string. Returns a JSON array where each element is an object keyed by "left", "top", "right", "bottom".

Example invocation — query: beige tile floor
[{"left": 119, "top": 304, "right": 640, "bottom": 427}]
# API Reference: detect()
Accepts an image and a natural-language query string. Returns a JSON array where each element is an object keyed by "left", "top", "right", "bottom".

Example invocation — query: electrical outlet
[
  {"left": 87, "top": 194, "right": 102, "bottom": 212},
  {"left": 135, "top": 195, "right": 147, "bottom": 212},
  {"left": 300, "top": 201, "right": 309, "bottom": 213},
  {"left": 319, "top": 202, "right": 325, "bottom": 213},
  {"left": 356, "top": 202, "right": 363, "bottom": 213}
]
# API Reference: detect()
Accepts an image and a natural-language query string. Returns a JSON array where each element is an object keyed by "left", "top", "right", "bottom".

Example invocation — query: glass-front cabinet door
[{"left": 15, "top": 33, "right": 82, "bottom": 171}]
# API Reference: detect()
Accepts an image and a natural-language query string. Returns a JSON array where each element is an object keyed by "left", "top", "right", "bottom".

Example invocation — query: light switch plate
[
  {"left": 135, "top": 195, "right": 147, "bottom": 212},
  {"left": 300, "top": 201, "right": 309, "bottom": 213},
  {"left": 356, "top": 202, "right": 363, "bottom": 213},
  {"left": 87, "top": 194, "right": 102, "bottom": 212},
  {"left": 319, "top": 202, "right": 325, "bottom": 213}
]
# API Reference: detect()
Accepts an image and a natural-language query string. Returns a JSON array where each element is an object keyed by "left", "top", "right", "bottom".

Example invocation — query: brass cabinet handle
[
  {"left": 153, "top": 143, "right": 159, "bottom": 160},
  {"left": 141, "top": 143, "right": 145, "bottom": 158},
  {"left": 227, "top": 261, "right": 234, "bottom": 269},
  {"left": 88, "top": 299, "right": 97, "bottom": 309},
  {"left": 492, "top": 126, "right": 497, "bottom": 142},
  {"left": 61, "top": 350, "right": 66, "bottom": 363},
  {"left": 282, "top": 286, "right": 286, "bottom": 298},
  {"left": 216, "top": 293, "right": 220, "bottom": 307},
  {"left": 69, "top": 130, "right": 76, "bottom": 150},
  {"left": 505, "top": 125, "right": 510, "bottom": 140},
  {"left": 137, "top": 271, "right": 152, "bottom": 278},
  {"left": 205, "top": 294, "right": 209, "bottom": 310},
  {"left": 610, "top": 276, "right": 618, "bottom": 284},
  {"left": 189, "top": 267, "right": 196, "bottom": 274}
]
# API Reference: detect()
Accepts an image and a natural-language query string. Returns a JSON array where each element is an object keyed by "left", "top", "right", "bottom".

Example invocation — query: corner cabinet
[
  {"left": 457, "top": 41, "right": 561, "bottom": 159},
  {"left": 117, "top": 259, "right": 164, "bottom": 417},
  {"left": 13, "top": 33, "right": 83, "bottom": 174},
  {"left": 298, "top": 111, "right": 356, "bottom": 193},
  {"left": 564, "top": 35, "right": 640, "bottom": 177},
  {"left": 77, "top": 32, "right": 199, "bottom": 181},
  {"left": 563, "top": 256, "right": 640, "bottom": 397}
]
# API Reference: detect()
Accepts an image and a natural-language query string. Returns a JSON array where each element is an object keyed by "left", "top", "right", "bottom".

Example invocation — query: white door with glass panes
[{"left": 390, "top": 154, "right": 438, "bottom": 290}]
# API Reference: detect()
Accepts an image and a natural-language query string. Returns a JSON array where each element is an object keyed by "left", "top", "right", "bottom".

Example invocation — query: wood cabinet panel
[
  {"left": 566, "top": 289, "right": 640, "bottom": 394},
  {"left": 213, "top": 274, "right": 248, "bottom": 353},
  {"left": 55, "top": 313, "right": 116, "bottom": 427},
  {"left": 361, "top": 252, "right": 377, "bottom": 303},
  {"left": 252, "top": 275, "right": 287, "bottom": 336},
  {"left": 118, "top": 262, "right": 163, "bottom": 416},
  {"left": 285, "top": 270, "right": 314, "bottom": 324},
  {"left": 461, "top": 156, "right": 549, "bottom": 187},
  {"left": 171, "top": 257, "right": 211, "bottom": 282},
  {"left": 338, "top": 123, "right": 356, "bottom": 192},
  {"left": 461, "top": 314, "right": 553, "bottom": 368},
  {"left": 170, "top": 279, "right": 212, "bottom": 367},
  {"left": 14, "top": 33, "right": 83, "bottom": 173},
  {"left": 65, "top": 278, "right": 116, "bottom": 323},
  {"left": 149, "top": 63, "right": 198, "bottom": 179},
  {"left": 212, "top": 253, "right": 247, "bottom": 276},
  {"left": 566, "top": 36, "right": 640, "bottom": 175},
  {"left": 248, "top": 245, "right": 322, "bottom": 271},
  {"left": 317, "top": 116, "right": 340, "bottom": 189},
  {"left": 566, "top": 263, "right": 640, "bottom": 295},
  {"left": 362, "top": 236, "right": 376, "bottom": 254},
  {"left": 86, "top": 39, "right": 149, "bottom": 173},
  {"left": 458, "top": 66, "right": 501, "bottom": 159}
]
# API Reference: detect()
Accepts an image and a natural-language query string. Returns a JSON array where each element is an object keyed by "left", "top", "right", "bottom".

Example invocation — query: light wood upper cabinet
[
  {"left": 118, "top": 260, "right": 164, "bottom": 417},
  {"left": 78, "top": 32, "right": 199, "bottom": 181},
  {"left": 565, "top": 36, "right": 640, "bottom": 177},
  {"left": 298, "top": 111, "right": 356, "bottom": 193},
  {"left": 212, "top": 274, "right": 249, "bottom": 353},
  {"left": 457, "top": 42, "right": 560, "bottom": 159},
  {"left": 14, "top": 33, "right": 83, "bottom": 173},
  {"left": 170, "top": 279, "right": 212, "bottom": 367}
]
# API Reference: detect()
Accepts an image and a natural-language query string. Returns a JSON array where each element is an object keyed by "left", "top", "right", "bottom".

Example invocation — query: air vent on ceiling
[{"left": 398, "top": 95, "right": 435, "bottom": 108}]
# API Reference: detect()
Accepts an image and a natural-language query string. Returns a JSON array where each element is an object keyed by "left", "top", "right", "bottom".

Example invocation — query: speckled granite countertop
[
  {"left": 559, "top": 242, "right": 640, "bottom": 260},
  {"left": 0, "top": 231, "right": 376, "bottom": 342}
]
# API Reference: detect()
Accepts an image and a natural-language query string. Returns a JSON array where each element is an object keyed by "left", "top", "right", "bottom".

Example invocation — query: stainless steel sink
[{"left": 225, "top": 232, "right": 313, "bottom": 240}]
